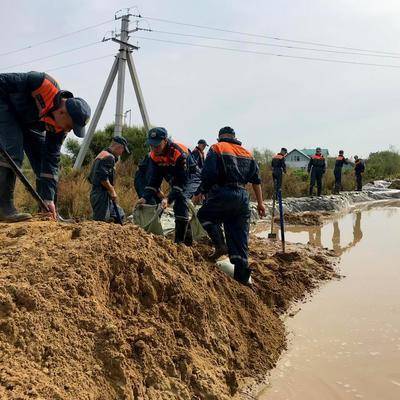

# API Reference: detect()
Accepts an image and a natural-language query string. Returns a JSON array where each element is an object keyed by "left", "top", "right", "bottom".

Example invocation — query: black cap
[
  {"left": 112, "top": 136, "right": 130, "bottom": 154},
  {"left": 147, "top": 127, "right": 168, "bottom": 146},
  {"left": 198, "top": 139, "right": 208, "bottom": 146},
  {"left": 281, "top": 147, "right": 288, "bottom": 153},
  {"left": 218, "top": 126, "right": 235, "bottom": 136},
  {"left": 65, "top": 97, "right": 91, "bottom": 138}
]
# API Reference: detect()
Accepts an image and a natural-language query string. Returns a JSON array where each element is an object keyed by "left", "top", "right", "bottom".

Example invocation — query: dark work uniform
[
  {"left": 308, "top": 154, "right": 326, "bottom": 196},
  {"left": 333, "top": 155, "right": 348, "bottom": 193},
  {"left": 88, "top": 148, "right": 125, "bottom": 222},
  {"left": 271, "top": 152, "right": 286, "bottom": 192},
  {"left": 197, "top": 137, "right": 261, "bottom": 284},
  {"left": 354, "top": 159, "right": 365, "bottom": 191},
  {"left": 143, "top": 140, "right": 191, "bottom": 223},
  {"left": 183, "top": 145, "right": 205, "bottom": 199},
  {"left": 0, "top": 72, "right": 66, "bottom": 201},
  {"left": 134, "top": 154, "right": 161, "bottom": 204}
]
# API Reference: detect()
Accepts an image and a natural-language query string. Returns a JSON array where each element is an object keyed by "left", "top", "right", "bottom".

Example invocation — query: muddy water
[{"left": 256, "top": 201, "right": 400, "bottom": 400}]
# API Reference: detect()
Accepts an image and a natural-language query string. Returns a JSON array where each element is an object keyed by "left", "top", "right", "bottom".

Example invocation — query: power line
[
  {"left": 0, "top": 41, "right": 103, "bottom": 71},
  {"left": 0, "top": 18, "right": 114, "bottom": 57},
  {"left": 135, "top": 15, "right": 400, "bottom": 57},
  {"left": 136, "top": 36, "right": 400, "bottom": 69},
  {"left": 47, "top": 54, "right": 115, "bottom": 72},
  {"left": 149, "top": 29, "right": 400, "bottom": 60}
]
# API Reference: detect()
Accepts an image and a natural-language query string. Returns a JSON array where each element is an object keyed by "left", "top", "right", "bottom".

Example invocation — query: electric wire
[
  {"left": 149, "top": 29, "right": 400, "bottom": 59},
  {"left": 0, "top": 18, "right": 114, "bottom": 57},
  {"left": 47, "top": 54, "right": 115, "bottom": 72},
  {"left": 135, "top": 36, "right": 400, "bottom": 69},
  {"left": 135, "top": 15, "right": 400, "bottom": 57},
  {"left": 0, "top": 41, "right": 103, "bottom": 71}
]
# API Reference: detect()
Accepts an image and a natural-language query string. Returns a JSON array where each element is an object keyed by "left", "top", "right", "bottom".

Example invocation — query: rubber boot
[
  {"left": 207, "top": 226, "right": 228, "bottom": 260},
  {"left": 175, "top": 219, "right": 189, "bottom": 244},
  {"left": 0, "top": 167, "right": 32, "bottom": 222},
  {"left": 184, "top": 223, "right": 193, "bottom": 246},
  {"left": 233, "top": 265, "right": 252, "bottom": 286}
]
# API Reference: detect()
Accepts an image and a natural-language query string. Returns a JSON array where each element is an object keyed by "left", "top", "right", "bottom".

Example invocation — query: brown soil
[
  {"left": 274, "top": 211, "right": 329, "bottom": 226},
  {"left": 0, "top": 221, "right": 336, "bottom": 400}
]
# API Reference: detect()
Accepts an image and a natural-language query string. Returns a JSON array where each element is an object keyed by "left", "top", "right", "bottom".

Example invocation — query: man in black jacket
[
  {"left": 88, "top": 136, "right": 130, "bottom": 222},
  {"left": 354, "top": 155, "right": 365, "bottom": 191},
  {"left": 308, "top": 147, "right": 326, "bottom": 196},
  {"left": 333, "top": 150, "right": 348, "bottom": 194},
  {"left": 0, "top": 71, "right": 90, "bottom": 222},
  {"left": 271, "top": 147, "right": 287, "bottom": 192}
]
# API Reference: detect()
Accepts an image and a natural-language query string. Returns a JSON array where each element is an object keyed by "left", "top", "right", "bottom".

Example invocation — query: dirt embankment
[
  {"left": 274, "top": 211, "right": 330, "bottom": 226},
  {"left": 0, "top": 221, "right": 336, "bottom": 400}
]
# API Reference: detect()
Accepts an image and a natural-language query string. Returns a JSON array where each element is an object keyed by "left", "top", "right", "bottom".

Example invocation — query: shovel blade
[{"left": 268, "top": 233, "right": 277, "bottom": 239}]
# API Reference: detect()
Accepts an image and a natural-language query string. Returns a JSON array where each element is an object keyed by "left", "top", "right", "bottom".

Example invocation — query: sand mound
[
  {"left": 0, "top": 221, "right": 336, "bottom": 399},
  {"left": 274, "top": 211, "right": 328, "bottom": 226}
]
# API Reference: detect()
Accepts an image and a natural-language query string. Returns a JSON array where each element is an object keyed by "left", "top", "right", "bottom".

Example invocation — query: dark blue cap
[
  {"left": 219, "top": 126, "right": 235, "bottom": 136},
  {"left": 112, "top": 136, "right": 130, "bottom": 154},
  {"left": 147, "top": 127, "right": 168, "bottom": 146},
  {"left": 198, "top": 139, "right": 208, "bottom": 146},
  {"left": 65, "top": 97, "right": 91, "bottom": 138}
]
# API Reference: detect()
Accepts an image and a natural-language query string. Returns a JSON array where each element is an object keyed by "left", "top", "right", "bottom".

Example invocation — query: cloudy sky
[{"left": 1, "top": 0, "right": 400, "bottom": 157}]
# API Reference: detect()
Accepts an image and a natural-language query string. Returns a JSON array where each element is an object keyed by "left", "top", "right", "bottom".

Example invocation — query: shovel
[
  {"left": 0, "top": 145, "right": 50, "bottom": 212},
  {"left": 268, "top": 192, "right": 277, "bottom": 239},
  {"left": 112, "top": 199, "right": 123, "bottom": 225},
  {"left": 277, "top": 189, "right": 286, "bottom": 252}
]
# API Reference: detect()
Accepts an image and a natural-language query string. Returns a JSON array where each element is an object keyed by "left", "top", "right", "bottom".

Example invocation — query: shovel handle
[
  {"left": 0, "top": 145, "right": 49, "bottom": 212},
  {"left": 277, "top": 189, "right": 285, "bottom": 252}
]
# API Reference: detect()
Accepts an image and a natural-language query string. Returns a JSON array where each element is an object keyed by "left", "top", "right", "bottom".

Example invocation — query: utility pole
[{"left": 74, "top": 10, "right": 151, "bottom": 169}]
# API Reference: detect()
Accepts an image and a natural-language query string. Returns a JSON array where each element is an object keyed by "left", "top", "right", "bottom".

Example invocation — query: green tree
[{"left": 65, "top": 124, "right": 148, "bottom": 167}]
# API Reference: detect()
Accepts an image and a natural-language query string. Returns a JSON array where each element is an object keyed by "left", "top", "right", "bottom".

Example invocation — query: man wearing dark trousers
[
  {"left": 0, "top": 71, "right": 90, "bottom": 222},
  {"left": 271, "top": 147, "right": 287, "bottom": 192},
  {"left": 137, "top": 127, "right": 194, "bottom": 245},
  {"left": 197, "top": 126, "right": 266, "bottom": 285},
  {"left": 333, "top": 150, "right": 348, "bottom": 194},
  {"left": 308, "top": 147, "right": 326, "bottom": 196},
  {"left": 88, "top": 136, "right": 130, "bottom": 222},
  {"left": 354, "top": 155, "right": 365, "bottom": 191}
]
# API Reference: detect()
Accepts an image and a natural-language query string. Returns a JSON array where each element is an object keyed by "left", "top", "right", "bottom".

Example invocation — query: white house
[{"left": 285, "top": 148, "right": 330, "bottom": 170}]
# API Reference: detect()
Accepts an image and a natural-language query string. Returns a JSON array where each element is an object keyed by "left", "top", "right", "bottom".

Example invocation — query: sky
[{"left": 1, "top": 0, "right": 400, "bottom": 158}]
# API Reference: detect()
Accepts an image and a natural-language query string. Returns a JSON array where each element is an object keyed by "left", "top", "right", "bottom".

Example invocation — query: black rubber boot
[
  {"left": 207, "top": 226, "right": 228, "bottom": 260},
  {"left": 233, "top": 265, "right": 252, "bottom": 286},
  {"left": 0, "top": 166, "right": 32, "bottom": 222},
  {"left": 175, "top": 220, "right": 189, "bottom": 244},
  {"left": 184, "top": 223, "right": 193, "bottom": 246}
]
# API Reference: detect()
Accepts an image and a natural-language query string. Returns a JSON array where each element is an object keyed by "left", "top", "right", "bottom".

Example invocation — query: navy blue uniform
[
  {"left": 88, "top": 148, "right": 124, "bottom": 222},
  {"left": 197, "top": 137, "right": 261, "bottom": 284},
  {"left": 354, "top": 159, "right": 365, "bottom": 191},
  {"left": 271, "top": 153, "right": 286, "bottom": 192},
  {"left": 143, "top": 140, "right": 191, "bottom": 222},
  {"left": 134, "top": 154, "right": 161, "bottom": 204},
  {"left": 183, "top": 146, "right": 205, "bottom": 199},
  {"left": 0, "top": 72, "right": 66, "bottom": 201},
  {"left": 308, "top": 154, "right": 326, "bottom": 196},
  {"left": 333, "top": 155, "right": 348, "bottom": 193}
]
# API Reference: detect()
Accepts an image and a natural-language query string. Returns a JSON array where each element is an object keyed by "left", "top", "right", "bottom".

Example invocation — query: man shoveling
[{"left": 0, "top": 71, "right": 90, "bottom": 222}]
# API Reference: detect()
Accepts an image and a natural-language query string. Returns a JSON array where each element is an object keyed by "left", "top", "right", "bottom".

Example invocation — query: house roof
[
  {"left": 301, "top": 148, "right": 330, "bottom": 157},
  {"left": 286, "top": 149, "right": 311, "bottom": 159}
]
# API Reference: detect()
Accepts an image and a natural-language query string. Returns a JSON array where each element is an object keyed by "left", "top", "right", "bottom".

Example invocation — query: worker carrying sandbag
[
  {"left": 0, "top": 71, "right": 91, "bottom": 222},
  {"left": 136, "top": 127, "right": 196, "bottom": 245},
  {"left": 88, "top": 136, "right": 130, "bottom": 222},
  {"left": 195, "top": 126, "right": 266, "bottom": 285}
]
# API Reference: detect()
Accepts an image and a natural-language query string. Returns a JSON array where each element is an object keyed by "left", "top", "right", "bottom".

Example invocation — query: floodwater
[{"left": 256, "top": 201, "right": 400, "bottom": 400}]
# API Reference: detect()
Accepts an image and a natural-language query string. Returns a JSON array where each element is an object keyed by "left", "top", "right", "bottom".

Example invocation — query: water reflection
[{"left": 282, "top": 211, "right": 364, "bottom": 256}]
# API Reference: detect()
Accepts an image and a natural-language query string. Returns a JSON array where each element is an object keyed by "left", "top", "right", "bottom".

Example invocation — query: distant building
[{"left": 285, "top": 148, "right": 329, "bottom": 170}]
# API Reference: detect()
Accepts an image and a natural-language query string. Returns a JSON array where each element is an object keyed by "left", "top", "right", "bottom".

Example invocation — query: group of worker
[
  {"left": 0, "top": 70, "right": 366, "bottom": 286},
  {"left": 271, "top": 147, "right": 365, "bottom": 196}
]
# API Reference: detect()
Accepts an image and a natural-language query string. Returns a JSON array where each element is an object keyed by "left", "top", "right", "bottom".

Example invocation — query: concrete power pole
[{"left": 74, "top": 11, "right": 150, "bottom": 169}]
